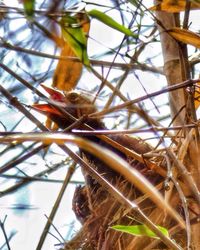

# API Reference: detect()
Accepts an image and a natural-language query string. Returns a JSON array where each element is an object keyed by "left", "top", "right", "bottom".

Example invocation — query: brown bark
[{"left": 154, "top": 10, "right": 185, "bottom": 126}]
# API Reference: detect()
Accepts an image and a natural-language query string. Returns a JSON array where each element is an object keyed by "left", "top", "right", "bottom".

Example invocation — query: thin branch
[
  {"left": 71, "top": 123, "right": 199, "bottom": 135},
  {"left": 0, "top": 173, "right": 82, "bottom": 184},
  {"left": 0, "top": 41, "right": 163, "bottom": 74},
  {"left": 0, "top": 123, "right": 198, "bottom": 137},
  {"left": 89, "top": 79, "right": 199, "bottom": 118},
  {"left": 167, "top": 149, "right": 200, "bottom": 206},
  {"left": 0, "top": 216, "right": 11, "bottom": 250},
  {"left": 0, "top": 4, "right": 85, "bottom": 16},
  {"left": 36, "top": 162, "right": 76, "bottom": 249}
]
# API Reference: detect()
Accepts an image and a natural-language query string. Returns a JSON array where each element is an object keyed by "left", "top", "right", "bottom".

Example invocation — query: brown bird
[
  {"left": 33, "top": 84, "right": 152, "bottom": 153},
  {"left": 32, "top": 84, "right": 161, "bottom": 223}
]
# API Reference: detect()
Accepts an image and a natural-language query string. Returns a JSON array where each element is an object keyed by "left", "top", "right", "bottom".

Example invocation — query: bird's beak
[
  {"left": 32, "top": 103, "right": 62, "bottom": 116},
  {"left": 39, "top": 84, "right": 65, "bottom": 102},
  {"left": 31, "top": 84, "right": 65, "bottom": 116}
]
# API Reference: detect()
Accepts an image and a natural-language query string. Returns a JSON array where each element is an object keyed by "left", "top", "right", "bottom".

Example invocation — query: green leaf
[
  {"left": 128, "top": 0, "right": 140, "bottom": 7},
  {"left": 23, "top": 0, "right": 35, "bottom": 17},
  {"left": 87, "top": 9, "right": 137, "bottom": 38},
  {"left": 111, "top": 224, "right": 169, "bottom": 239},
  {"left": 60, "top": 15, "right": 90, "bottom": 67}
]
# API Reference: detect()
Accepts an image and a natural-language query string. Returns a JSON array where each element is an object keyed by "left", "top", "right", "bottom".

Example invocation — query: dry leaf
[
  {"left": 149, "top": 0, "right": 200, "bottom": 12},
  {"left": 168, "top": 27, "right": 200, "bottom": 48},
  {"left": 53, "top": 14, "right": 90, "bottom": 91},
  {"left": 52, "top": 44, "right": 84, "bottom": 91}
]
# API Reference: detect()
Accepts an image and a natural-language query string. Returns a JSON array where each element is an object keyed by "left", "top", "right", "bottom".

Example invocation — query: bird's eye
[{"left": 67, "top": 92, "right": 79, "bottom": 103}]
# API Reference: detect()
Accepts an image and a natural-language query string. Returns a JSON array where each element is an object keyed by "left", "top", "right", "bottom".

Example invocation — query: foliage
[
  {"left": 60, "top": 13, "right": 90, "bottom": 67},
  {"left": 87, "top": 9, "right": 137, "bottom": 37},
  {"left": 0, "top": 0, "right": 200, "bottom": 249},
  {"left": 111, "top": 224, "right": 169, "bottom": 239}
]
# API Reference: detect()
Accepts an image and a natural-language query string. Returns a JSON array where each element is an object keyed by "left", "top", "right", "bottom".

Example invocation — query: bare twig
[
  {"left": 89, "top": 79, "right": 199, "bottom": 118},
  {"left": 36, "top": 162, "right": 76, "bottom": 250},
  {"left": 0, "top": 41, "right": 163, "bottom": 74},
  {"left": 0, "top": 216, "right": 11, "bottom": 250},
  {"left": 167, "top": 149, "right": 200, "bottom": 206}
]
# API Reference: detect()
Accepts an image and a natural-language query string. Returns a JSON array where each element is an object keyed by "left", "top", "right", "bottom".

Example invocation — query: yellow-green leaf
[
  {"left": 23, "top": 0, "right": 35, "bottom": 17},
  {"left": 87, "top": 9, "right": 137, "bottom": 38},
  {"left": 111, "top": 224, "right": 169, "bottom": 239},
  {"left": 149, "top": 0, "right": 200, "bottom": 12},
  {"left": 60, "top": 15, "right": 90, "bottom": 67},
  {"left": 168, "top": 27, "right": 200, "bottom": 48}
]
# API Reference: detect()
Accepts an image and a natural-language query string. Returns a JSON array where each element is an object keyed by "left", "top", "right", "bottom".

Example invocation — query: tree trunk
[
  {"left": 154, "top": 4, "right": 200, "bottom": 249},
  {"left": 154, "top": 9, "right": 185, "bottom": 126}
]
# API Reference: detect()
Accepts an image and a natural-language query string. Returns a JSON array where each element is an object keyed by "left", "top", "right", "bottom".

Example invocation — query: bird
[{"left": 32, "top": 84, "right": 162, "bottom": 223}]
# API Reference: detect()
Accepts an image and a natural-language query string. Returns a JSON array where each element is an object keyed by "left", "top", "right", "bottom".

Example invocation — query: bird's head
[{"left": 32, "top": 84, "right": 102, "bottom": 129}]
